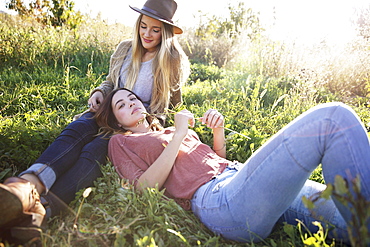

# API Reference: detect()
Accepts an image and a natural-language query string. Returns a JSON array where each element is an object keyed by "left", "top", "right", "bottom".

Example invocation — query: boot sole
[{"left": 0, "top": 184, "right": 27, "bottom": 227}]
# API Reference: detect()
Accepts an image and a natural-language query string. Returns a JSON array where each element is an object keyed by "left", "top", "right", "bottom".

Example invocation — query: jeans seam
[
  {"left": 283, "top": 139, "right": 311, "bottom": 173},
  {"left": 43, "top": 128, "right": 97, "bottom": 167}
]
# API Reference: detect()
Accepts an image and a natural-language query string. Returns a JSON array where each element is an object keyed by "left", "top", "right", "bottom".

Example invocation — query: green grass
[{"left": 1, "top": 12, "right": 369, "bottom": 246}]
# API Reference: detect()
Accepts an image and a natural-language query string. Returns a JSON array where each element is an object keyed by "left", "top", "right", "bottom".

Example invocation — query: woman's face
[
  {"left": 111, "top": 90, "right": 147, "bottom": 128},
  {"left": 139, "top": 15, "right": 162, "bottom": 52}
]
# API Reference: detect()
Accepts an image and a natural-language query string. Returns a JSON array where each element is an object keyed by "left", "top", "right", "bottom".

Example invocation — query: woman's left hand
[{"left": 200, "top": 109, "right": 224, "bottom": 129}]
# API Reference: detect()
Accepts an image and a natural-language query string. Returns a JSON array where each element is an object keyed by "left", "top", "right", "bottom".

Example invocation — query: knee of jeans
[
  {"left": 336, "top": 103, "right": 360, "bottom": 121},
  {"left": 323, "top": 102, "right": 356, "bottom": 121}
]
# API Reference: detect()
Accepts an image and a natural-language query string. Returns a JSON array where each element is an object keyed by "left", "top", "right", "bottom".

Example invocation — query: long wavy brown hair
[{"left": 95, "top": 88, "right": 163, "bottom": 137}]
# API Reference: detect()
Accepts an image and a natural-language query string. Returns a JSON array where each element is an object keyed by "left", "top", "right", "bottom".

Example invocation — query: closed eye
[{"left": 140, "top": 22, "right": 161, "bottom": 33}]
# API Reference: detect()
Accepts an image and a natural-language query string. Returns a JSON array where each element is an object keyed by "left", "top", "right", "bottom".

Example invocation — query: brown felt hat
[{"left": 130, "top": 0, "right": 183, "bottom": 34}]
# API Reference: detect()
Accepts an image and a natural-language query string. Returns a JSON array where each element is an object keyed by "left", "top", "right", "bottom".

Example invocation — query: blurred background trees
[
  {"left": 181, "top": 2, "right": 264, "bottom": 67},
  {"left": 3, "top": 0, "right": 370, "bottom": 101},
  {"left": 5, "top": 0, "right": 82, "bottom": 29}
]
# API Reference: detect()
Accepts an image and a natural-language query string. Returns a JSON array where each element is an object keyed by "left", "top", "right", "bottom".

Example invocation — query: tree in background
[
  {"left": 196, "top": 2, "right": 262, "bottom": 40},
  {"left": 354, "top": 5, "right": 370, "bottom": 40},
  {"left": 181, "top": 2, "right": 263, "bottom": 67},
  {"left": 6, "top": 0, "right": 82, "bottom": 29}
]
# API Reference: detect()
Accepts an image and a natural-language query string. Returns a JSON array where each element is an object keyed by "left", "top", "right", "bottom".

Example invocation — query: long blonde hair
[{"left": 125, "top": 14, "right": 188, "bottom": 114}]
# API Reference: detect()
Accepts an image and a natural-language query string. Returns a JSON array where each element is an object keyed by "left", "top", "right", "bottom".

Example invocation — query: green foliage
[
  {"left": 188, "top": 63, "right": 225, "bottom": 83},
  {"left": 0, "top": 12, "right": 131, "bottom": 171},
  {"left": 195, "top": 2, "right": 262, "bottom": 40},
  {"left": 332, "top": 176, "right": 370, "bottom": 246},
  {"left": 297, "top": 221, "right": 335, "bottom": 247},
  {"left": 182, "top": 71, "right": 319, "bottom": 163},
  {"left": 179, "top": 2, "right": 263, "bottom": 67},
  {"left": 45, "top": 163, "right": 228, "bottom": 246},
  {"left": 1, "top": 9, "right": 370, "bottom": 247},
  {"left": 6, "top": 0, "right": 83, "bottom": 29},
  {"left": 0, "top": 67, "right": 91, "bottom": 170},
  {"left": 302, "top": 175, "right": 370, "bottom": 246},
  {"left": 0, "top": 13, "right": 129, "bottom": 72}
]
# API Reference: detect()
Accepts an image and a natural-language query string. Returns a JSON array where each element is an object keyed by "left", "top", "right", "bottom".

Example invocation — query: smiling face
[
  {"left": 111, "top": 89, "right": 147, "bottom": 129},
  {"left": 139, "top": 15, "right": 163, "bottom": 52}
]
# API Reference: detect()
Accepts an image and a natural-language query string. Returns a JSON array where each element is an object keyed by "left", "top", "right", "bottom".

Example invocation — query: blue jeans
[
  {"left": 20, "top": 112, "right": 109, "bottom": 216},
  {"left": 191, "top": 103, "right": 370, "bottom": 244}
]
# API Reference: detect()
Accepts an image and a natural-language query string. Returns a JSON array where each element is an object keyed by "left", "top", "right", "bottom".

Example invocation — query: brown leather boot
[
  {"left": 0, "top": 177, "right": 46, "bottom": 246},
  {"left": 0, "top": 177, "right": 45, "bottom": 226}
]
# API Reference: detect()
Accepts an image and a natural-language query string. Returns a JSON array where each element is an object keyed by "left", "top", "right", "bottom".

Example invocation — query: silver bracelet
[{"left": 213, "top": 143, "right": 226, "bottom": 151}]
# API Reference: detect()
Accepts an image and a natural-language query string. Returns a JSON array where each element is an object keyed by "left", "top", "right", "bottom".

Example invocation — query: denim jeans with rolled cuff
[
  {"left": 191, "top": 102, "right": 370, "bottom": 245},
  {"left": 20, "top": 112, "right": 109, "bottom": 217}
]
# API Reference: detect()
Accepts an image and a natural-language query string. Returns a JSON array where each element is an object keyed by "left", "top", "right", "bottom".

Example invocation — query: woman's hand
[
  {"left": 88, "top": 91, "right": 104, "bottom": 112},
  {"left": 200, "top": 109, "right": 224, "bottom": 129},
  {"left": 200, "top": 109, "right": 226, "bottom": 158},
  {"left": 174, "top": 109, "right": 195, "bottom": 137}
]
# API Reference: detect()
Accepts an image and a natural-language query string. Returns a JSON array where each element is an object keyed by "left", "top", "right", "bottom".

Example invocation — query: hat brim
[{"left": 130, "top": 6, "right": 183, "bottom": 34}]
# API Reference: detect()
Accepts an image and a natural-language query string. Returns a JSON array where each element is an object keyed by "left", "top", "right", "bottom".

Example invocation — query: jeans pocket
[
  {"left": 211, "top": 166, "right": 239, "bottom": 193},
  {"left": 212, "top": 178, "right": 231, "bottom": 193},
  {"left": 212, "top": 182, "right": 223, "bottom": 193}
]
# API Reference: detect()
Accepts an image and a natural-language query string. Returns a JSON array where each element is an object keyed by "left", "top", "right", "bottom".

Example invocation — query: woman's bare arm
[{"left": 136, "top": 110, "right": 195, "bottom": 191}]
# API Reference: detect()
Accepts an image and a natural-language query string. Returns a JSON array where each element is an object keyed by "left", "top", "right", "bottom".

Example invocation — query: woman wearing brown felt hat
[
  {"left": 130, "top": 0, "right": 183, "bottom": 34},
  {"left": 0, "top": 0, "right": 189, "bottom": 245},
  {"left": 89, "top": 0, "right": 188, "bottom": 117}
]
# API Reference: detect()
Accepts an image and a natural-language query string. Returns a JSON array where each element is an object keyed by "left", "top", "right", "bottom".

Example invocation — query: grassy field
[{"left": 1, "top": 12, "right": 369, "bottom": 246}]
